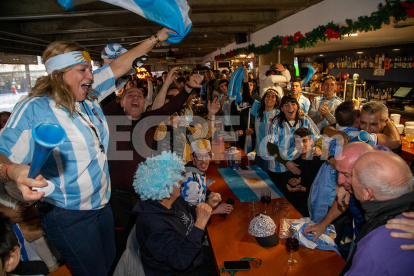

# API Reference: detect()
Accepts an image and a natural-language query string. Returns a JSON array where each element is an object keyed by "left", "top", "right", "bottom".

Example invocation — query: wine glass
[
  {"left": 260, "top": 188, "right": 271, "bottom": 215},
  {"left": 285, "top": 226, "right": 299, "bottom": 267},
  {"left": 405, "top": 128, "right": 414, "bottom": 148}
]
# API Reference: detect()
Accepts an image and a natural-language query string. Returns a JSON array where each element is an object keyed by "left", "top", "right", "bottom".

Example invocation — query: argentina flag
[{"left": 58, "top": 0, "right": 192, "bottom": 44}]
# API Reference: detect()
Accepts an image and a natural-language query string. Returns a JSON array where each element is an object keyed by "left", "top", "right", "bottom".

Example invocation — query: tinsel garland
[{"left": 214, "top": 0, "right": 414, "bottom": 61}]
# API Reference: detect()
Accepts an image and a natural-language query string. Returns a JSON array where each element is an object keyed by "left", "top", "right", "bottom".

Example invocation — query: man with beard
[{"left": 181, "top": 139, "right": 233, "bottom": 215}]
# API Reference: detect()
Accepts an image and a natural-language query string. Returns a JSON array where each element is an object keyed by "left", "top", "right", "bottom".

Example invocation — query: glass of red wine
[
  {"left": 285, "top": 226, "right": 299, "bottom": 267},
  {"left": 260, "top": 188, "right": 271, "bottom": 215}
]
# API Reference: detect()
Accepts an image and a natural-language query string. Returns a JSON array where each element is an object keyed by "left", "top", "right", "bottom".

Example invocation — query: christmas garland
[{"left": 214, "top": 0, "right": 414, "bottom": 61}]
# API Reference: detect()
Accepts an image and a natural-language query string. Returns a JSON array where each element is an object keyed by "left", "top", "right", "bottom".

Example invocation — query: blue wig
[{"left": 133, "top": 151, "right": 185, "bottom": 200}]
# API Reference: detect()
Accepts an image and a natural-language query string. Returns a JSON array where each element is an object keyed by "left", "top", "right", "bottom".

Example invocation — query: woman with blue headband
[
  {"left": 0, "top": 27, "right": 173, "bottom": 276},
  {"left": 238, "top": 69, "right": 281, "bottom": 173}
]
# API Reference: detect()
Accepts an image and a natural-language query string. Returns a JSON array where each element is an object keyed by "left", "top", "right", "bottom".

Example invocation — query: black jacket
[{"left": 134, "top": 197, "right": 204, "bottom": 276}]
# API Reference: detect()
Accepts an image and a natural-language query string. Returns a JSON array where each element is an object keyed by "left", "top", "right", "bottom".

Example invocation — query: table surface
[{"left": 206, "top": 158, "right": 346, "bottom": 276}]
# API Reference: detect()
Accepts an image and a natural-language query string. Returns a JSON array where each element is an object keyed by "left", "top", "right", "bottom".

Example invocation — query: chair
[{"left": 113, "top": 224, "right": 146, "bottom": 276}]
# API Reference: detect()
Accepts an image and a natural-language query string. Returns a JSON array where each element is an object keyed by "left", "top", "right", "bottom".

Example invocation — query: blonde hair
[{"left": 29, "top": 41, "right": 97, "bottom": 117}]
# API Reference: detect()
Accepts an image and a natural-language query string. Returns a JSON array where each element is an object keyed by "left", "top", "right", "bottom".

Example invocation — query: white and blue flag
[
  {"left": 58, "top": 0, "right": 192, "bottom": 44},
  {"left": 227, "top": 67, "right": 244, "bottom": 104}
]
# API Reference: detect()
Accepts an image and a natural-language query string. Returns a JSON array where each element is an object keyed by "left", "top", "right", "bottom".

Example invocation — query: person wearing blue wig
[{"left": 133, "top": 151, "right": 220, "bottom": 276}]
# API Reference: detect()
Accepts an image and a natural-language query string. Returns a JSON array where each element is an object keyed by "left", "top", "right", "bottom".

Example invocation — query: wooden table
[{"left": 206, "top": 158, "right": 346, "bottom": 276}]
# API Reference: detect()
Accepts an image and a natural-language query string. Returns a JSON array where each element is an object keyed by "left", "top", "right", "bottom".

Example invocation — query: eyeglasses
[{"left": 193, "top": 153, "right": 212, "bottom": 161}]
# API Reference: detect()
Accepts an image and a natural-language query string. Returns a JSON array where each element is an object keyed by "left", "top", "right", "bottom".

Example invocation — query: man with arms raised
[
  {"left": 105, "top": 70, "right": 204, "bottom": 268},
  {"left": 340, "top": 151, "right": 414, "bottom": 275}
]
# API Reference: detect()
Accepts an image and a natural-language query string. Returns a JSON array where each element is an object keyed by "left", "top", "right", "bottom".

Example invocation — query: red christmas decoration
[
  {"left": 229, "top": 50, "right": 235, "bottom": 56},
  {"left": 243, "top": 49, "right": 249, "bottom": 54},
  {"left": 282, "top": 36, "right": 290, "bottom": 46},
  {"left": 324, "top": 28, "right": 340, "bottom": 39},
  {"left": 305, "top": 33, "right": 309, "bottom": 37},
  {"left": 399, "top": 1, "right": 414, "bottom": 17},
  {"left": 293, "top": 31, "right": 303, "bottom": 43}
]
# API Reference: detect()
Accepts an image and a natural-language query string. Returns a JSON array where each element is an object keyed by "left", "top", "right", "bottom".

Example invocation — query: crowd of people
[{"left": 0, "top": 29, "right": 413, "bottom": 276}]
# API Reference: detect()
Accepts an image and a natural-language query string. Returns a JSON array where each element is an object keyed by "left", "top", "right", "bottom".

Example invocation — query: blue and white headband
[
  {"left": 101, "top": 43, "right": 127, "bottom": 59},
  {"left": 45, "top": 51, "right": 91, "bottom": 74},
  {"left": 264, "top": 89, "right": 279, "bottom": 97}
]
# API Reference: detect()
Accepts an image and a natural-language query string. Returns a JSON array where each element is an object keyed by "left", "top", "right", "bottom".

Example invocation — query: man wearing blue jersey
[{"left": 309, "top": 76, "right": 343, "bottom": 130}]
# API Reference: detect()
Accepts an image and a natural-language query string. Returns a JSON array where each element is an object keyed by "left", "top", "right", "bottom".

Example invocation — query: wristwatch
[{"left": 325, "top": 155, "right": 334, "bottom": 165}]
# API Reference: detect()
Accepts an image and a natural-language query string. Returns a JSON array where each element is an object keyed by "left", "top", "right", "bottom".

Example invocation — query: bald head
[
  {"left": 336, "top": 142, "right": 375, "bottom": 193},
  {"left": 352, "top": 151, "right": 413, "bottom": 201}
]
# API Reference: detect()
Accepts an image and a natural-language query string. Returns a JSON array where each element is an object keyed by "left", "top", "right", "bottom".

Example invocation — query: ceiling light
[
  {"left": 357, "top": 52, "right": 363, "bottom": 54},
  {"left": 345, "top": 33, "right": 358, "bottom": 37},
  {"left": 319, "top": 54, "right": 324, "bottom": 57},
  {"left": 240, "top": 54, "right": 246, "bottom": 57},
  {"left": 393, "top": 49, "right": 400, "bottom": 51}
]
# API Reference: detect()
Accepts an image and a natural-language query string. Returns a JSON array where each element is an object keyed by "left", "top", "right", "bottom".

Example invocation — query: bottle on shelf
[
  {"left": 402, "top": 57, "right": 407, "bottom": 69},
  {"left": 374, "top": 54, "right": 379, "bottom": 69},
  {"left": 368, "top": 56, "right": 374, "bottom": 69}
]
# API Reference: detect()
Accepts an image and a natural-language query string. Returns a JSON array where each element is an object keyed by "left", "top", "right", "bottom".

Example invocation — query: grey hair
[
  {"left": 361, "top": 102, "right": 388, "bottom": 122},
  {"left": 356, "top": 159, "right": 413, "bottom": 200}
]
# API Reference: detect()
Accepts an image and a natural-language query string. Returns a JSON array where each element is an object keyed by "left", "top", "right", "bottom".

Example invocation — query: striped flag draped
[{"left": 58, "top": 0, "right": 192, "bottom": 44}]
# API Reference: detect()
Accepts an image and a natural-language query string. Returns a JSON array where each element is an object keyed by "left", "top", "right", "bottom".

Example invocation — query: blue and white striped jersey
[
  {"left": 0, "top": 64, "right": 115, "bottom": 210},
  {"left": 267, "top": 114, "right": 321, "bottom": 173},
  {"left": 250, "top": 100, "right": 279, "bottom": 158},
  {"left": 180, "top": 166, "right": 206, "bottom": 206},
  {"left": 298, "top": 94, "right": 310, "bottom": 114},
  {"left": 309, "top": 95, "right": 343, "bottom": 130}
]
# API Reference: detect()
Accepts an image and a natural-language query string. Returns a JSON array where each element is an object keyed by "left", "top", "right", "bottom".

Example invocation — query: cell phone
[
  {"left": 223, "top": 260, "right": 251, "bottom": 271},
  {"left": 220, "top": 198, "right": 235, "bottom": 218},
  {"left": 206, "top": 179, "right": 215, "bottom": 186}
]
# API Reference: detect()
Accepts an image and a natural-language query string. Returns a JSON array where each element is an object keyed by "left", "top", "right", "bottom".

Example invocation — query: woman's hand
[
  {"left": 156, "top": 28, "right": 177, "bottom": 42},
  {"left": 237, "top": 130, "right": 244, "bottom": 136},
  {"left": 207, "top": 98, "right": 220, "bottom": 116},
  {"left": 8, "top": 164, "right": 46, "bottom": 201},
  {"left": 298, "top": 110, "right": 305, "bottom": 116},
  {"left": 286, "top": 161, "right": 301, "bottom": 175}
]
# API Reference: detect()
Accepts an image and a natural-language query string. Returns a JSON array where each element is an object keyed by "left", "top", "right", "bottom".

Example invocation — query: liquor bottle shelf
[{"left": 329, "top": 68, "right": 414, "bottom": 83}]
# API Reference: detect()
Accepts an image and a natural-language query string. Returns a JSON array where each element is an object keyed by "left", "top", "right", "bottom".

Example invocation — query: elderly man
[
  {"left": 305, "top": 143, "right": 414, "bottom": 251},
  {"left": 340, "top": 151, "right": 414, "bottom": 276},
  {"left": 133, "top": 152, "right": 220, "bottom": 276},
  {"left": 290, "top": 81, "right": 310, "bottom": 114},
  {"left": 322, "top": 101, "right": 401, "bottom": 153},
  {"left": 181, "top": 139, "right": 234, "bottom": 215},
  {"left": 308, "top": 75, "right": 343, "bottom": 130}
]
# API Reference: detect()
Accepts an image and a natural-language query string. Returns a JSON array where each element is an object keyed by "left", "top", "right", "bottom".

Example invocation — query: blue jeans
[{"left": 37, "top": 202, "right": 116, "bottom": 276}]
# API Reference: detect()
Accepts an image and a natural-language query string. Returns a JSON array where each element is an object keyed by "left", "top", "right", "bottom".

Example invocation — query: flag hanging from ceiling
[{"left": 57, "top": 0, "right": 192, "bottom": 44}]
